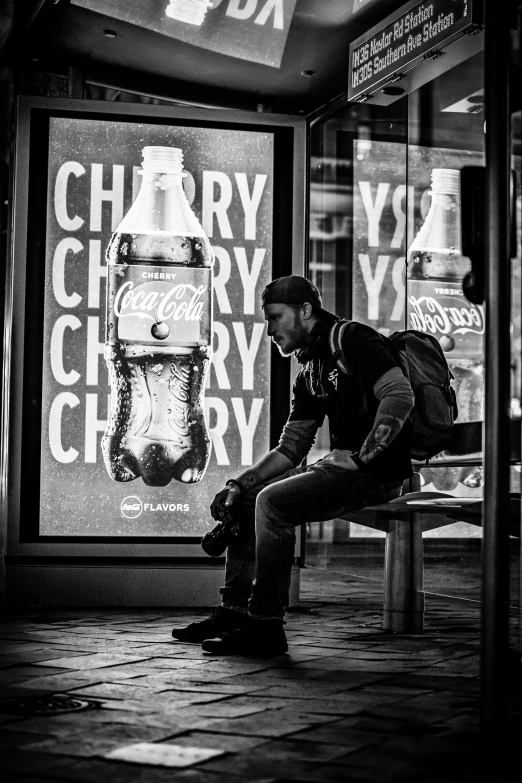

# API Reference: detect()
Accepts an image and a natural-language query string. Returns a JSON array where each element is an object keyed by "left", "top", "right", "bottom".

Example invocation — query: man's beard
[
  {"left": 276, "top": 332, "right": 303, "bottom": 357},
  {"left": 277, "top": 342, "right": 294, "bottom": 357}
]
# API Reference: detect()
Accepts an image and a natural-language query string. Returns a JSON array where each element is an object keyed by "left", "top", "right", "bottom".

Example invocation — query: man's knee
[
  {"left": 255, "top": 484, "right": 294, "bottom": 535},
  {"left": 255, "top": 484, "right": 279, "bottom": 517}
]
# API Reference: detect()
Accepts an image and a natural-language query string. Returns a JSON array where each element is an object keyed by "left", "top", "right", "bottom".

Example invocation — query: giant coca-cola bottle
[
  {"left": 407, "top": 167, "right": 484, "bottom": 490},
  {"left": 102, "top": 146, "right": 213, "bottom": 487}
]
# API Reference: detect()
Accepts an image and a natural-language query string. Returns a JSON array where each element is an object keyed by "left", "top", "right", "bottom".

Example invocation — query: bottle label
[
  {"left": 108, "top": 264, "right": 212, "bottom": 346},
  {"left": 407, "top": 279, "right": 484, "bottom": 358}
]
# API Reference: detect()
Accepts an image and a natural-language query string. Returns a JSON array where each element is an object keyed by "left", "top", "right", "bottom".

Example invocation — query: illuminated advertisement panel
[{"left": 40, "top": 118, "right": 273, "bottom": 537}]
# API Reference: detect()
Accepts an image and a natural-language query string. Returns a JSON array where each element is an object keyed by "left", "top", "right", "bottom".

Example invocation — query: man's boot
[
  {"left": 201, "top": 619, "right": 288, "bottom": 656},
  {"left": 171, "top": 606, "right": 249, "bottom": 643}
]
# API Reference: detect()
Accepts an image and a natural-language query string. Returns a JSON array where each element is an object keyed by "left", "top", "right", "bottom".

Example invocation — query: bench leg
[{"left": 383, "top": 516, "right": 424, "bottom": 633}]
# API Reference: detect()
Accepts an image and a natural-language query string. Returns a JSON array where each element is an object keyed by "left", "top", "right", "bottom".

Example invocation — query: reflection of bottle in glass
[
  {"left": 407, "top": 168, "right": 485, "bottom": 365},
  {"left": 407, "top": 168, "right": 484, "bottom": 491},
  {"left": 103, "top": 146, "right": 214, "bottom": 487},
  {"left": 408, "top": 168, "right": 469, "bottom": 280},
  {"left": 165, "top": 0, "right": 213, "bottom": 26}
]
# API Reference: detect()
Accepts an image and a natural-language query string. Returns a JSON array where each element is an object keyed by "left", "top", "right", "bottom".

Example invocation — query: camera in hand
[{"left": 201, "top": 502, "right": 241, "bottom": 557}]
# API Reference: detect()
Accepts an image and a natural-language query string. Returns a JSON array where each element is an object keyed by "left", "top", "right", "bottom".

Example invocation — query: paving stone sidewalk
[{"left": 0, "top": 567, "right": 520, "bottom": 783}]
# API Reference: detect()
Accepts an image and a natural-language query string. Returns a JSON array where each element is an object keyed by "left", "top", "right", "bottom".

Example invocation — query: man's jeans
[{"left": 220, "top": 462, "right": 402, "bottom": 620}]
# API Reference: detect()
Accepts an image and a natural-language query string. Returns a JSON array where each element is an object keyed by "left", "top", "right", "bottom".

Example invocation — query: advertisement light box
[{"left": 7, "top": 100, "right": 303, "bottom": 545}]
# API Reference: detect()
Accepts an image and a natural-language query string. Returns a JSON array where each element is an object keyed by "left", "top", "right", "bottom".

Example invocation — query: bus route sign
[{"left": 348, "top": 0, "right": 479, "bottom": 102}]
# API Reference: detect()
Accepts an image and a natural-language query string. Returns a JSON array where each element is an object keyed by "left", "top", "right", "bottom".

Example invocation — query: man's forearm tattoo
[
  {"left": 359, "top": 415, "right": 404, "bottom": 463},
  {"left": 238, "top": 470, "right": 261, "bottom": 490}
]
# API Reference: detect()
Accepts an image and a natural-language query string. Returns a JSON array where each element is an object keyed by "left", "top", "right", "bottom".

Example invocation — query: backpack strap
[{"left": 329, "top": 320, "right": 356, "bottom": 376}]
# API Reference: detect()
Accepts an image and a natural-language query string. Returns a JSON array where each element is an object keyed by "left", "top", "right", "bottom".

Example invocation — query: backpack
[{"left": 329, "top": 321, "right": 458, "bottom": 462}]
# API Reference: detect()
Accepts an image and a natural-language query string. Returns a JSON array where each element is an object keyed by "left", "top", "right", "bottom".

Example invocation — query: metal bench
[{"left": 343, "top": 421, "right": 521, "bottom": 633}]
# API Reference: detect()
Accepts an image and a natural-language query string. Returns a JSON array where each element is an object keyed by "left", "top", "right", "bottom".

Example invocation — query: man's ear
[{"left": 301, "top": 302, "right": 314, "bottom": 320}]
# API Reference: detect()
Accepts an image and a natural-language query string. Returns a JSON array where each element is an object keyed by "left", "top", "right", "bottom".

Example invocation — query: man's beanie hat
[{"left": 261, "top": 275, "right": 336, "bottom": 319}]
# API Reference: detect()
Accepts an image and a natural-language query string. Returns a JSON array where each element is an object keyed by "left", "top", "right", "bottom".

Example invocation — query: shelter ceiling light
[
  {"left": 165, "top": 0, "right": 213, "bottom": 26},
  {"left": 442, "top": 89, "right": 484, "bottom": 114}
]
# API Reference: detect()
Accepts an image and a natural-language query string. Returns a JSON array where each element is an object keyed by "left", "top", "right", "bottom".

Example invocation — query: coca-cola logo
[
  {"left": 114, "top": 280, "right": 206, "bottom": 324},
  {"left": 408, "top": 294, "right": 485, "bottom": 337},
  {"left": 121, "top": 495, "right": 143, "bottom": 519}
]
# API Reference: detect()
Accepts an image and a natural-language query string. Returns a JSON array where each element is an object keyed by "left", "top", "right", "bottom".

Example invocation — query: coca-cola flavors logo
[
  {"left": 110, "top": 265, "right": 211, "bottom": 345},
  {"left": 120, "top": 495, "right": 190, "bottom": 518},
  {"left": 407, "top": 281, "right": 484, "bottom": 357}
]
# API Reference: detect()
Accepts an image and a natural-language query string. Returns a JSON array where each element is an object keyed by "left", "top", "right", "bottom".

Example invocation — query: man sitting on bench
[{"left": 172, "top": 275, "right": 415, "bottom": 656}]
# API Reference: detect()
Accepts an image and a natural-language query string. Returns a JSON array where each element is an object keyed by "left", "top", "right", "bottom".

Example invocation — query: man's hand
[{"left": 210, "top": 483, "right": 242, "bottom": 520}]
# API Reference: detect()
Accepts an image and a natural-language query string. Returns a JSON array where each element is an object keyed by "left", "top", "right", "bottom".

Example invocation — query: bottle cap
[
  {"left": 141, "top": 146, "right": 184, "bottom": 174},
  {"left": 431, "top": 168, "right": 460, "bottom": 196}
]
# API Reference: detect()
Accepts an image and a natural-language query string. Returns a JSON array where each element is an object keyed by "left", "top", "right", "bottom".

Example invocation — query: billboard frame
[{"left": 3, "top": 96, "right": 306, "bottom": 560}]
